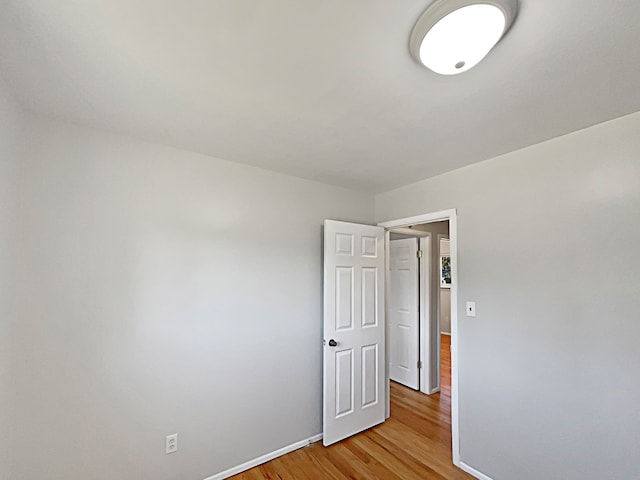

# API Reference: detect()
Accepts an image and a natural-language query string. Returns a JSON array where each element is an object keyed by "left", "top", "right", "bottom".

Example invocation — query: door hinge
[
  {"left": 417, "top": 250, "right": 423, "bottom": 259},
  {"left": 417, "top": 360, "right": 422, "bottom": 369}
]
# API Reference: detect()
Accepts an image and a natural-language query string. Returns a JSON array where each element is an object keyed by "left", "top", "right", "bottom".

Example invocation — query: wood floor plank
[{"left": 231, "top": 335, "right": 472, "bottom": 479}]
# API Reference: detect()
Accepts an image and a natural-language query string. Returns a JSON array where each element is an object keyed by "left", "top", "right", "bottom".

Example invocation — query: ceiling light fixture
[{"left": 409, "top": 0, "right": 518, "bottom": 75}]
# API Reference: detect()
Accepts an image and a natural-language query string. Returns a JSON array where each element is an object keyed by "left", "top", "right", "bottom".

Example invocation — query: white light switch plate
[{"left": 466, "top": 301, "right": 476, "bottom": 317}]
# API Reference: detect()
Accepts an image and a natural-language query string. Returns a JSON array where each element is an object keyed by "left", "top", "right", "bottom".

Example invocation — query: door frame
[
  {"left": 418, "top": 235, "right": 430, "bottom": 395},
  {"left": 433, "top": 233, "right": 450, "bottom": 394},
  {"left": 378, "top": 209, "right": 460, "bottom": 466}
]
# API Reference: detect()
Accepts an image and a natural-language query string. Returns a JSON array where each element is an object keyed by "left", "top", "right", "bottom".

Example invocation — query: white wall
[
  {"left": 6, "top": 113, "right": 374, "bottom": 480},
  {"left": 376, "top": 111, "right": 640, "bottom": 480},
  {"left": 440, "top": 289, "right": 451, "bottom": 335},
  {"left": 6, "top": 83, "right": 640, "bottom": 480},
  {"left": 0, "top": 76, "right": 23, "bottom": 480}
]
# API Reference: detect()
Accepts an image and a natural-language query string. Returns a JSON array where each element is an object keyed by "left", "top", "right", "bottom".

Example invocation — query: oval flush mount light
[{"left": 409, "top": 0, "right": 518, "bottom": 75}]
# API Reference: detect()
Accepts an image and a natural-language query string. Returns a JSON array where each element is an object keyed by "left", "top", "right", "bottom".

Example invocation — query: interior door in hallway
[{"left": 389, "top": 237, "right": 420, "bottom": 390}]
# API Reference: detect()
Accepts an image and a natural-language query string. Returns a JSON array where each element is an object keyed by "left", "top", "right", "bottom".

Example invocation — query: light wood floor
[{"left": 231, "top": 334, "right": 472, "bottom": 479}]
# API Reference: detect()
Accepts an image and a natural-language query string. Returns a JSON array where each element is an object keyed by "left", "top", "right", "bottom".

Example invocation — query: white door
[
  {"left": 389, "top": 238, "right": 420, "bottom": 390},
  {"left": 323, "top": 220, "right": 385, "bottom": 446}
]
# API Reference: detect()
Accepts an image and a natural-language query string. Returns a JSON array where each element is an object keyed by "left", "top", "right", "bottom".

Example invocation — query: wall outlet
[{"left": 166, "top": 433, "right": 178, "bottom": 454}]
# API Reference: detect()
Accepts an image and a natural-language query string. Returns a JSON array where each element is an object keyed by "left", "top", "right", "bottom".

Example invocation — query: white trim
[
  {"left": 434, "top": 233, "right": 450, "bottom": 394},
  {"left": 203, "top": 434, "right": 323, "bottom": 480},
  {"left": 388, "top": 226, "right": 432, "bottom": 237},
  {"left": 378, "top": 208, "right": 460, "bottom": 466},
  {"left": 378, "top": 209, "right": 455, "bottom": 229},
  {"left": 384, "top": 230, "right": 391, "bottom": 419},
  {"left": 459, "top": 461, "right": 496, "bottom": 480},
  {"left": 450, "top": 211, "right": 460, "bottom": 465},
  {"left": 419, "top": 235, "right": 431, "bottom": 394},
  {"left": 441, "top": 332, "right": 451, "bottom": 336}
]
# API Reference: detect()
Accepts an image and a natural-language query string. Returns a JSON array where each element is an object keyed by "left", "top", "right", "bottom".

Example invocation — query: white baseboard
[
  {"left": 203, "top": 433, "right": 323, "bottom": 480},
  {"left": 458, "top": 460, "right": 495, "bottom": 480},
  {"left": 441, "top": 332, "right": 451, "bottom": 336}
]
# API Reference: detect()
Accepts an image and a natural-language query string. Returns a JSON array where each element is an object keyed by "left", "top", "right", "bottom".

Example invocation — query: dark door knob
[{"left": 328, "top": 339, "right": 338, "bottom": 347}]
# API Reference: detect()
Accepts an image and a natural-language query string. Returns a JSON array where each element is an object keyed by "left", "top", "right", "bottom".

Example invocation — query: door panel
[
  {"left": 323, "top": 220, "right": 385, "bottom": 446},
  {"left": 361, "top": 344, "right": 378, "bottom": 407},
  {"left": 335, "top": 267, "right": 354, "bottom": 330},
  {"left": 361, "top": 268, "right": 377, "bottom": 327},
  {"left": 335, "top": 349, "right": 354, "bottom": 417},
  {"left": 389, "top": 238, "right": 420, "bottom": 390}
]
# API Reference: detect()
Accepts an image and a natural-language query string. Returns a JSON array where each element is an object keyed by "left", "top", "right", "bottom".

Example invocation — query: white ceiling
[{"left": 1, "top": 1, "right": 640, "bottom": 192}]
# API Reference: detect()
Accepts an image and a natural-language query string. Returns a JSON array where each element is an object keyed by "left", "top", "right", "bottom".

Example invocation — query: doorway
[
  {"left": 379, "top": 209, "right": 460, "bottom": 465},
  {"left": 388, "top": 221, "right": 450, "bottom": 396},
  {"left": 321, "top": 210, "right": 460, "bottom": 466}
]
